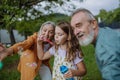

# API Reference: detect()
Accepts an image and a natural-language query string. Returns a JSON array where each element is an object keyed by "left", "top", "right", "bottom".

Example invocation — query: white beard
[{"left": 79, "top": 28, "right": 94, "bottom": 46}]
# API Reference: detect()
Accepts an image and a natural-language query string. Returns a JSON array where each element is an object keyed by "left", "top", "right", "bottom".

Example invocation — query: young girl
[
  {"left": 37, "top": 21, "right": 86, "bottom": 80},
  {"left": 0, "top": 21, "right": 55, "bottom": 80}
]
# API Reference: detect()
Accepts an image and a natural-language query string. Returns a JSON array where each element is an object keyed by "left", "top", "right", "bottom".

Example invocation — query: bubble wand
[{"left": 45, "top": 39, "right": 54, "bottom": 45}]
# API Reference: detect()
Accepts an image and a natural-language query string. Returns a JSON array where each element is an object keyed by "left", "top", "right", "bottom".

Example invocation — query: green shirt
[{"left": 95, "top": 27, "right": 120, "bottom": 80}]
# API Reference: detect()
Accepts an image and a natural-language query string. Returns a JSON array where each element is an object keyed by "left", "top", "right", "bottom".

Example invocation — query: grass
[
  {"left": 81, "top": 45, "right": 102, "bottom": 80},
  {"left": 0, "top": 45, "right": 102, "bottom": 80}
]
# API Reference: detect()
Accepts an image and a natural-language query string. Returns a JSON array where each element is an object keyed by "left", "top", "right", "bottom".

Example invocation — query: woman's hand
[
  {"left": 0, "top": 43, "right": 5, "bottom": 52},
  {"left": 0, "top": 43, "right": 6, "bottom": 61},
  {"left": 0, "top": 43, "right": 13, "bottom": 61},
  {"left": 0, "top": 51, "right": 7, "bottom": 61}
]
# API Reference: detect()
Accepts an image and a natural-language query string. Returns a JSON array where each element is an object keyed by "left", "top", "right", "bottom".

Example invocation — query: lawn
[{"left": 0, "top": 45, "right": 102, "bottom": 80}]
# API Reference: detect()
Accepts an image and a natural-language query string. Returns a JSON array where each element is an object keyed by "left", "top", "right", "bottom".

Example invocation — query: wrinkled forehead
[
  {"left": 71, "top": 12, "right": 89, "bottom": 27},
  {"left": 41, "top": 24, "right": 54, "bottom": 30},
  {"left": 38, "top": 24, "right": 55, "bottom": 35}
]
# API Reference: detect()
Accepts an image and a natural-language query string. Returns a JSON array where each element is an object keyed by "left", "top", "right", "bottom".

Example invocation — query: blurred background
[{"left": 0, "top": 0, "right": 120, "bottom": 80}]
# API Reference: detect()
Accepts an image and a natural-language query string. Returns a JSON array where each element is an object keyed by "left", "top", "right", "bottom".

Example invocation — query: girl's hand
[{"left": 63, "top": 69, "right": 74, "bottom": 78}]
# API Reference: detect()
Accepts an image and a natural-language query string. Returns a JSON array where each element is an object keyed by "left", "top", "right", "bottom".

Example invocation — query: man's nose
[{"left": 74, "top": 28, "right": 79, "bottom": 35}]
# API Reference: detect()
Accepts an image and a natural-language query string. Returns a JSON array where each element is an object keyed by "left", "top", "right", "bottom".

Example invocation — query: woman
[{"left": 0, "top": 21, "right": 55, "bottom": 80}]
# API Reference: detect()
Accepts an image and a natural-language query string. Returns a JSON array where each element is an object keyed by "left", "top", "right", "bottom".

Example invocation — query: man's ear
[{"left": 91, "top": 20, "right": 97, "bottom": 29}]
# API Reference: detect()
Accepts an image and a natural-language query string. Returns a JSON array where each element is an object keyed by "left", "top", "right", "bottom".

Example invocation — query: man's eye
[{"left": 76, "top": 23, "right": 82, "bottom": 28}]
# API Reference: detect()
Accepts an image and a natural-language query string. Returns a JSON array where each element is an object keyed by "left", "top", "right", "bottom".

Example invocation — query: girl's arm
[
  {"left": 37, "top": 35, "right": 52, "bottom": 60},
  {"left": 37, "top": 44, "right": 52, "bottom": 60},
  {"left": 64, "top": 61, "right": 87, "bottom": 78}
]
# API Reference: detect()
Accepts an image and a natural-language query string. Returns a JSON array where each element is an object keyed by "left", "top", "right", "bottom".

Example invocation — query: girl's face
[
  {"left": 40, "top": 24, "right": 54, "bottom": 40},
  {"left": 55, "top": 26, "right": 68, "bottom": 45}
]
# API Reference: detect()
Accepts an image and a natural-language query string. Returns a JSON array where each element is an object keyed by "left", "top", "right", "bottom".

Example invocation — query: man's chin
[
  {"left": 80, "top": 43, "right": 90, "bottom": 46},
  {"left": 79, "top": 40, "right": 91, "bottom": 46},
  {"left": 78, "top": 34, "right": 94, "bottom": 46}
]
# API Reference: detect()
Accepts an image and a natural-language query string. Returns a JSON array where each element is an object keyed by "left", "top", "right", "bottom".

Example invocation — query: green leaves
[{"left": 97, "top": 7, "right": 120, "bottom": 24}]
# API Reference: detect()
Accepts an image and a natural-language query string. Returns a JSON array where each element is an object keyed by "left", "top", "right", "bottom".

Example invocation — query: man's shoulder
[
  {"left": 99, "top": 27, "right": 118, "bottom": 35},
  {"left": 100, "top": 27, "right": 113, "bottom": 31},
  {"left": 98, "top": 27, "right": 120, "bottom": 44}
]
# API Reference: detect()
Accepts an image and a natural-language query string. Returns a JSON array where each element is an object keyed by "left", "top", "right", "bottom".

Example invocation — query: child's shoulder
[{"left": 49, "top": 46, "right": 56, "bottom": 55}]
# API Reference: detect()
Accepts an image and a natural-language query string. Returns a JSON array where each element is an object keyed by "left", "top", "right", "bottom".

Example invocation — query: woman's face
[{"left": 40, "top": 24, "right": 55, "bottom": 40}]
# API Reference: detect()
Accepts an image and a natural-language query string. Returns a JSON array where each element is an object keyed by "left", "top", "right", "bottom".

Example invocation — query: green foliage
[
  {"left": 0, "top": 54, "right": 20, "bottom": 80},
  {"left": 17, "top": 13, "right": 70, "bottom": 37},
  {"left": 0, "top": 0, "right": 74, "bottom": 28},
  {"left": 96, "top": 7, "right": 120, "bottom": 24},
  {"left": 97, "top": 9, "right": 108, "bottom": 22},
  {"left": 0, "top": 0, "right": 72, "bottom": 42},
  {"left": 111, "top": 8, "right": 120, "bottom": 23},
  {"left": 81, "top": 45, "right": 102, "bottom": 80}
]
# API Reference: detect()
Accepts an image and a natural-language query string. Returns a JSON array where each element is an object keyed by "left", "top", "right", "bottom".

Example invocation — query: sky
[
  {"left": 70, "top": 0, "right": 119, "bottom": 15},
  {"left": 33, "top": 0, "right": 119, "bottom": 16}
]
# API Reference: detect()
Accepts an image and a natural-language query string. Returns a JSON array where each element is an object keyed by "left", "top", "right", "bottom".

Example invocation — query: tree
[
  {"left": 97, "top": 7, "right": 120, "bottom": 25},
  {"left": 0, "top": 0, "right": 84, "bottom": 45},
  {"left": 108, "top": 8, "right": 120, "bottom": 23}
]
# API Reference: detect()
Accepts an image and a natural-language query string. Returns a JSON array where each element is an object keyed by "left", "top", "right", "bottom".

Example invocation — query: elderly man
[{"left": 71, "top": 8, "right": 120, "bottom": 80}]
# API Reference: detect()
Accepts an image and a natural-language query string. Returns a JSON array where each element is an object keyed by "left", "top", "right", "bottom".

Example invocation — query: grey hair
[
  {"left": 38, "top": 21, "right": 55, "bottom": 35},
  {"left": 71, "top": 8, "right": 95, "bottom": 21}
]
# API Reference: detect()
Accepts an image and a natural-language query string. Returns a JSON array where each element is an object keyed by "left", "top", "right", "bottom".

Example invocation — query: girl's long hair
[{"left": 55, "top": 21, "right": 83, "bottom": 62}]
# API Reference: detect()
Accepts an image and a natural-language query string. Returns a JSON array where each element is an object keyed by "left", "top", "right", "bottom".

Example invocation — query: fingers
[
  {"left": 0, "top": 47, "right": 3, "bottom": 52},
  {"left": 63, "top": 69, "right": 73, "bottom": 78},
  {"left": 0, "top": 52, "right": 6, "bottom": 61},
  {"left": 0, "top": 43, "right": 5, "bottom": 51}
]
